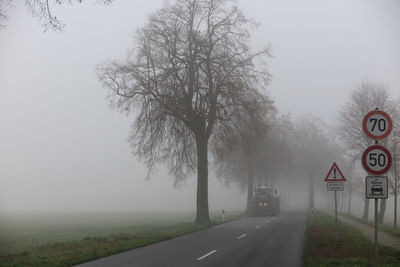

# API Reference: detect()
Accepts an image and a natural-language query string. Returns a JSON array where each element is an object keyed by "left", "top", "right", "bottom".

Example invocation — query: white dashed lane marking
[
  {"left": 237, "top": 234, "right": 247, "bottom": 240},
  {"left": 197, "top": 250, "right": 217, "bottom": 260}
]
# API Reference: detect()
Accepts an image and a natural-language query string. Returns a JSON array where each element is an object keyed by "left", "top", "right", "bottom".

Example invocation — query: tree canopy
[
  {"left": 0, "top": 0, "right": 112, "bottom": 31},
  {"left": 98, "top": 0, "right": 272, "bottom": 222}
]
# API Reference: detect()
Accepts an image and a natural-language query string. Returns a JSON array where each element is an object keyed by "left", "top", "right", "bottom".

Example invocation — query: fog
[{"left": 1, "top": 0, "right": 399, "bottom": 216}]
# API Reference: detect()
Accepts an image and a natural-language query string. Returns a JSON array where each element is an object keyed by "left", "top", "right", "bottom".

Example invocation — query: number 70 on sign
[{"left": 362, "top": 110, "right": 392, "bottom": 140}]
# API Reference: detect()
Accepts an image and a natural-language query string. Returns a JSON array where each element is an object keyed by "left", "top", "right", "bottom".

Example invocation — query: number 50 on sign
[{"left": 362, "top": 145, "right": 392, "bottom": 175}]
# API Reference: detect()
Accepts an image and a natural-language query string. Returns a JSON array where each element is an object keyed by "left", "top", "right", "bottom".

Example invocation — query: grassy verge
[
  {"left": 303, "top": 210, "right": 400, "bottom": 267},
  {"left": 339, "top": 212, "right": 400, "bottom": 238},
  {"left": 0, "top": 214, "right": 242, "bottom": 267}
]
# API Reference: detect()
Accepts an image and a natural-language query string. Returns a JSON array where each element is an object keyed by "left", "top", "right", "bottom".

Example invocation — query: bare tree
[
  {"left": 338, "top": 81, "right": 400, "bottom": 222},
  {"left": 0, "top": 0, "right": 12, "bottom": 28},
  {"left": 255, "top": 115, "right": 293, "bottom": 187},
  {"left": 389, "top": 137, "right": 400, "bottom": 227},
  {"left": 0, "top": 0, "right": 112, "bottom": 31},
  {"left": 214, "top": 114, "right": 269, "bottom": 215},
  {"left": 292, "top": 115, "right": 341, "bottom": 210},
  {"left": 98, "top": 0, "right": 271, "bottom": 223},
  {"left": 214, "top": 112, "right": 295, "bottom": 216}
]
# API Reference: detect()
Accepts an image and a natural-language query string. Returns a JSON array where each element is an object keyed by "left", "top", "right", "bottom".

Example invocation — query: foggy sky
[{"left": 0, "top": 0, "right": 399, "bottom": 214}]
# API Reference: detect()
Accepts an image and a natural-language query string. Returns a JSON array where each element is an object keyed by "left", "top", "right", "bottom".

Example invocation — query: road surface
[{"left": 76, "top": 210, "right": 306, "bottom": 267}]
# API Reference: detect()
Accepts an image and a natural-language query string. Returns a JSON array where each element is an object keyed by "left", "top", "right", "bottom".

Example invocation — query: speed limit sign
[
  {"left": 362, "top": 145, "right": 392, "bottom": 175},
  {"left": 362, "top": 110, "right": 392, "bottom": 140}
]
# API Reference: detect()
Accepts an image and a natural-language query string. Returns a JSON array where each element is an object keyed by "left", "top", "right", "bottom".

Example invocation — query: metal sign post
[
  {"left": 365, "top": 175, "right": 389, "bottom": 265},
  {"left": 335, "top": 190, "right": 338, "bottom": 241},
  {"left": 362, "top": 108, "right": 392, "bottom": 267},
  {"left": 324, "top": 162, "right": 346, "bottom": 241},
  {"left": 375, "top": 198, "right": 378, "bottom": 267}
]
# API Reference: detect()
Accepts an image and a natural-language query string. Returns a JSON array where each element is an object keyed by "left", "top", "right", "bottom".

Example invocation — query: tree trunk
[
  {"left": 348, "top": 181, "right": 352, "bottom": 215},
  {"left": 362, "top": 198, "right": 370, "bottom": 220},
  {"left": 395, "top": 193, "right": 398, "bottom": 228},
  {"left": 378, "top": 198, "right": 386, "bottom": 224},
  {"left": 309, "top": 176, "right": 314, "bottom": 210},
  {"left": 394, "top": 142, "right": 398, "bottom": 228},
  {"left": 246, "top": 167, "right": 254, "bottom": 216},
  {"left": 195, "top": 134, "right": 210, "bottom": 223}
]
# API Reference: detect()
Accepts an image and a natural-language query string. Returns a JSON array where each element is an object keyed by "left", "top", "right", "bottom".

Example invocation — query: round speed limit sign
[
  {"left": 362, "top": 145, "right": 392, "bottom": 175},
  {"left": 362, "top": 110, "right": 392, "bottom": 140}
]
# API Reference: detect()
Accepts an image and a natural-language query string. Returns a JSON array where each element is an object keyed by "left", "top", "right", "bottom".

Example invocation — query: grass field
[
  {"left": 303, "top": 210, "right": 400, "bottom": 267},
  {"left": 0, "top": 211, "right": 243, "bottom": 267}
]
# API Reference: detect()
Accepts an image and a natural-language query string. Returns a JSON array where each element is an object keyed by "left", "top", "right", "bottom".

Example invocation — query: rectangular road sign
[
  {"left": 327, "top": 182, "right": 344, "bottom": 191},
  {"left": 365, "top": 176, "right": 388, "bottom": 199}
]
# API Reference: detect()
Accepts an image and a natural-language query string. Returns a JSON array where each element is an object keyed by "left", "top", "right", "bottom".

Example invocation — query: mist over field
[
  {"left": 1, "top": 1, "right": 400, "bottom": 266},
  {"left": 0, "top": 0, "right": 399, "bottom": 222}
]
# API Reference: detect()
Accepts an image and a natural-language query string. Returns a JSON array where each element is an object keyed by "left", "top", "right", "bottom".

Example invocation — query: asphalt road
[{"left": 76, "top": 210, "right": 306, "bottom": 267}]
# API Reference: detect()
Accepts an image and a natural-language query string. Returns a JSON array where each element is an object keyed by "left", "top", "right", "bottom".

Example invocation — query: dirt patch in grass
[{"left": 309, "top": 225, "right": 372, "bottom": 259}]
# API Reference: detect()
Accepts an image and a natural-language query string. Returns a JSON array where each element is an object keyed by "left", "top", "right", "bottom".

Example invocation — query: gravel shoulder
[{"left": 337, "top": 214, "right": 400, "bottom": 249}]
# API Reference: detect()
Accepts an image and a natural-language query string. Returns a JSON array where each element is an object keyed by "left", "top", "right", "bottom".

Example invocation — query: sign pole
[
  {"left": 335, "top": 190, "right": 338, "bottom": 241},
  {"left": 324, "top": 162, "right": 346, "bottom": 243},
  {"left": 374, "top": 198, "right": 378, "bottom": 267},
  {"left": 374, "top": 137, "right": 379, "bottom": 267},
  {"left": 362, "top": 108, "right": 392, "bottom": 267}
]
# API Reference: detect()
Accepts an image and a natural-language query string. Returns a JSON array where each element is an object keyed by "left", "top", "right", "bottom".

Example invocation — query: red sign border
[
  {"left": 361, "top": 145, "right": 392, "bottom": 175},
  {"left": 362, "top": 110, "right": 392, "bottom": 140},
  {"left": 324, "top": 162, "right": 346, "bottom": 182}
]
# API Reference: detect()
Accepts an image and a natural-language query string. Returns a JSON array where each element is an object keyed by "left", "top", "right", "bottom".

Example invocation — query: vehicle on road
[{"left": 250, "top": 186, "right": 280, "bottom": 216}]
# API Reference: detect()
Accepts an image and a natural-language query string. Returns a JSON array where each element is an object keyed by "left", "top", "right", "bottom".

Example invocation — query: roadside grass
[
  {"left": 0, "top": 212, "right": 243, "bottom": 267},
  {"left": 0, "top": 212, "right": 199, "bottom": 254},
  {"left": 304, "top": 210, "right": 400, "bottom": 267},
  {"left": 339, "top": 212, "right": 400, "bottom": 238}
]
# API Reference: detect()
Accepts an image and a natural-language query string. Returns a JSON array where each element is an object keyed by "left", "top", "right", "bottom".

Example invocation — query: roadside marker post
[
  {"left": 362, "top": 108, "right": 392, "bottom": 267},
  {"left": 324, "top": 162, "right": 346, "bottom": 241}
]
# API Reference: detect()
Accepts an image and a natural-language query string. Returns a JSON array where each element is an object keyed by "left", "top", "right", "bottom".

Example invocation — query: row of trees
[
  {"left": 1, "top": 0, "right": 281, "bottom": 222},
  {"left": 213, "top": 80, "right": 400, "bottom": 225},
  {"left": 5, "top": 0, "right": 399, "bottom": 224},
  {"left": 215, "top": 112, "right": 344, "bottom": 213},
  {"left": 3, "top": 0, "right": 336, "bottom": 222},
  {"left": 97, "top": 0, "right": 348, "bottom": 221},
  {"left": 338, "top": 81, "right": 400, "bottom": 225}
]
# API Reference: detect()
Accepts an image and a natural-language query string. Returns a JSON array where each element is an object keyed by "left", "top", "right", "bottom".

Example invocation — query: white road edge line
[
  {"left": 265, "top": 220, "right": 270, "bottom": 224},
  {"left": 237, "top": 234, "right": 247, "bottom": 239},
  {"left": 256, "top": 225, "right": 261, "bottom": 229},
  {"left": 197, "top": 250, "right": 217, "bottom": 260}
]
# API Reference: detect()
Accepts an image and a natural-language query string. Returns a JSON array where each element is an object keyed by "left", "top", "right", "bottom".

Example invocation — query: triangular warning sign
[{"left": 324, "top": 162, "right": 346, "bottom": 182}]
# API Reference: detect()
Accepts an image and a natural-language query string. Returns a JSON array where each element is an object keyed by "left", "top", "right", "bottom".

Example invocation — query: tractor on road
[{"left": 250, "top": 186, "right": 280, "bottom": 216}]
